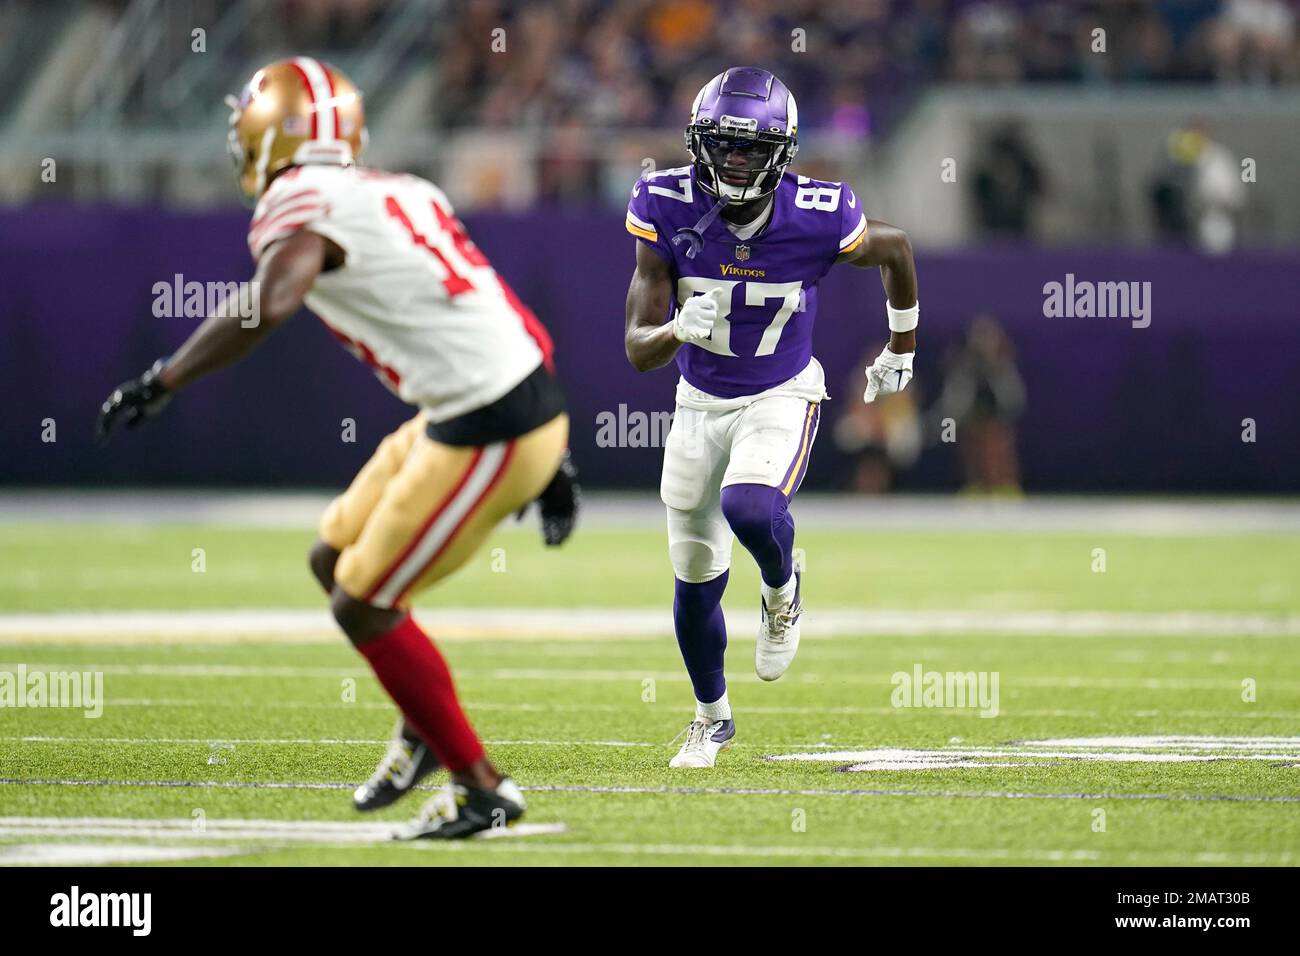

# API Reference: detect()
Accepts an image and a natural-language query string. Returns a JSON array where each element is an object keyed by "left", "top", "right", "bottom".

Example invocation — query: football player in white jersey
[{"left": 96, "top": 58, "right": 578, "bottom": 839}]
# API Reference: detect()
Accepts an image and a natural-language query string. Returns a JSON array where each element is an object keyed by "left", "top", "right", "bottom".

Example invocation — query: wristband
[{"left": 887, "top": 300, "right": 919, "bottom": 333}]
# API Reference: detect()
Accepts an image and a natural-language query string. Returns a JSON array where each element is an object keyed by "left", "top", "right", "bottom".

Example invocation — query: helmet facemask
[{"left": 686, "top": 114, "right": 796, "bottom": 203}]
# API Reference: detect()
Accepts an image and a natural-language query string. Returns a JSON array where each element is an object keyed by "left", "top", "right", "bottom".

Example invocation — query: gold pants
[{"left": 320, "top": 412, "right": 569, "bottom": 609}]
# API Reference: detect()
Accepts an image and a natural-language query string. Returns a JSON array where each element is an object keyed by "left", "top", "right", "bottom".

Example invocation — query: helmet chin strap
[{"left": 672, "top": 194, "right": 730, "bottom": 260}]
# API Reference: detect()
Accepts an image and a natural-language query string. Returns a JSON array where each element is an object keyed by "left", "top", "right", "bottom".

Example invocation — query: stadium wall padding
[{"left": 2, "top": 205, "right": 1296, "bottom": 492}]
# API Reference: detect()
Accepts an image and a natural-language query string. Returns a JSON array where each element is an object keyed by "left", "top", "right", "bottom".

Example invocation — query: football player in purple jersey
[{"left": 623, "top": 67, "right": 918, "bottom": 768}]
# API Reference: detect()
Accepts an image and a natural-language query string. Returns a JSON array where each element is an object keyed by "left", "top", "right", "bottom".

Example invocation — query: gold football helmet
[{"left": 225, "top": 57, "right": 367, "bottom": 203}]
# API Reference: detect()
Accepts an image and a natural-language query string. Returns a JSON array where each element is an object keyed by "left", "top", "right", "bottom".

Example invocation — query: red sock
[{"left": 358, "top": 615, "right": 485, "bottom": 771}]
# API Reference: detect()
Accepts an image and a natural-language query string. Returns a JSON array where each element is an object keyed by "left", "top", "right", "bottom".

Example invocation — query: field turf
[{"left": 1, "top": 501, "right": 1298, "bottom": 866}]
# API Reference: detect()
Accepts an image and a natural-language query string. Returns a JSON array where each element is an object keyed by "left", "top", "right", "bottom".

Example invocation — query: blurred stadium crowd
[
  {"left": 2, "top": 0, "right": 1297, "bottom": 242},
  {"left": 63, "top": 0, "right": 1300, "bottom": 136},
  {"left": 3, "top": 1, "right": 1298, "bottom": 495},
  {"left": 427, "top": 0, "right": 1300, "bottom": 137}
]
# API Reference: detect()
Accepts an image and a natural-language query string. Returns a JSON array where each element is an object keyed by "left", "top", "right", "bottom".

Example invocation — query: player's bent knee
[
  {"left": 308, "top": 539, "right": 340, "bottom": 593},
  {"left": 668, "top": 540, "right": 729, "bottom": 584},
  {"left": 720, "top": 482, "right": 785, "bottom": 538},
  {"left": 330, "top": 587, "right": 404, "bottom": 647}
]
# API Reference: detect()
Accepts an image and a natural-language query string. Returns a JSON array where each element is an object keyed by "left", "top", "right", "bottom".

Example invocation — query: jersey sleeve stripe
[
  {"left": 250, "top": 219, "right": 312, "bottom": 257},
  {"left": 251, "top": 189, "right": 322, "bottom": 226},
  {"left": 626, "top": 209, "right": 656, "bottom": 233},
  {"left": 251, "top": 201, "right": 325, "bottom": 238},
  {"left": 625, "top": 212, "right": 658, "bottom": 242},
  {"left": 839, "top": 214, "right": 868, "bottom": 252}
]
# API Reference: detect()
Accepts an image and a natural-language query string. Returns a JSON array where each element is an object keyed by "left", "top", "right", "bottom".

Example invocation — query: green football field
[{"left": 1, "top": 497, "right": 1298, "bottom": 866}]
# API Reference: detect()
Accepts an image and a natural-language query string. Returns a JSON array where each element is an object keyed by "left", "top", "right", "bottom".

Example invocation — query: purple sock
[
  {"left": 673, "top": 572, "right": 729, "bottom": 704},
  {"left": 720, "top": 483, "right": 795, "bottom": 588}
]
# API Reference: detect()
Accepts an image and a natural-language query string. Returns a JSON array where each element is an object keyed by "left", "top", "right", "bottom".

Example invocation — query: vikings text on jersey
[{"left": 626, "top": 165, "right": 866, "bottom": 399}]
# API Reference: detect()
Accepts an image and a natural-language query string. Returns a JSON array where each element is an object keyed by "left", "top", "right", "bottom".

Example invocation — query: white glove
[
  {"left": 863, "top": 346, "right": 914, "bottom": 403},
  {"left": 673, "top": 287, "right": 724, "bottom": 343}
]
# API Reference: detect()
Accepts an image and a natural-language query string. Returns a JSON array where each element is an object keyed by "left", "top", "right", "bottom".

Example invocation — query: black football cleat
[
  {"left": 396, "top": 777, "right": 526, "bottom": 840},
  {"left": 353, "top": 719, "right": 442, "bottom": 812}
]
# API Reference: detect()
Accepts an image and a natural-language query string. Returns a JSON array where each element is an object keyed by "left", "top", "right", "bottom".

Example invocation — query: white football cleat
[
  {"left": 668, "top": 717, "right": 736, "bottom": 768},
  {"left": 755, "top": 571, "right": 802, "bottom": 681}
]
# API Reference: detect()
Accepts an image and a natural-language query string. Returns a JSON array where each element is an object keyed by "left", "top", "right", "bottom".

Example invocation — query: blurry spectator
[
  {"left": 897, "top": 0, "right": 950, "bottom": 82},
  {"left": 936, "top": 317, "right": 1025, "bottom": 495},
  {"left": 1151, "top": 123, "right": 1247, "bottom": 253},
  {"left": 1150, "top": 151, "right": 1194, "bottom": 243},
  {"left": 538, "top": 113, "right": 602, "bottom": 203},
  {"left": 1021, "top": 1, "right": 1082, "bottom": 82},
  {"left": 971, "top": 123, "right": 1044, "bottom": 238},
  {"left": 833, "top": 345, "right": 923, "bottom": 493},
  {"left": 1210, "top": 0, "right": 1298, "bottom": 84},
  {"left": 949, "top": 1, "right": 1024, "bottom": 83}
]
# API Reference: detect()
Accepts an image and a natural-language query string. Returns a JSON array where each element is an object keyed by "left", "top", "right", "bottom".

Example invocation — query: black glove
[
  {"left": 532, "top": 451, "right": 581, "bottom": 547},
  {"left": 95, "top": 358, "right": 172, "bottom": 445}
]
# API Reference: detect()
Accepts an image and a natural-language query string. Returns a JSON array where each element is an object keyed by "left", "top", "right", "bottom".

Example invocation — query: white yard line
[
  {"left": 0, "top": 816, "right": 1296, "bottom": 864},
  {"left": 7, "top": 734, "right": 1300, "bottom": 760},
  {"left": 66, "top": 698, "right": 1300, "bottom": 720},
  {"left": 1016, "top": 735, "right": 1300, "bottom": 750},
  {"left": 0, "top": 816, "right": 1100, "bottom": 861},
  {"left": 2, "top": 778, "right": 1297, "bottom": 803},
  {"left": 0, "top": 735, "right": 666, "bottom": 748},
  {"left": 5, "top": 490, "right": 1300, "bottom": 534},
  {"left": 0, "top": 843, "right": 250, "bottom": 864},
  {"left": 0, "top": 735, "right": 854, "bottom": 751},
  {"left": 2, "top": 607, "right": 1299, "bottom": 641},
  {"left": 765, "top": 736, "right": 1300, "bottom": 772},
  {"left": 6, "top": 658, "right": 1295, "bottom": 691},
  {"left": 0, "top": 818, "right": 567, "bottom": 848}
]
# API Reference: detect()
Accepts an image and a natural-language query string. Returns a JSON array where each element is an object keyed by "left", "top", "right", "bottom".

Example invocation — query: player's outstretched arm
[
  {"left": 159, "top": 231, "right": 332, "bottom": 391},
  {"left": 624, "top": 242, "right": 684, "bottom": 372},
  {"left": 96, "top": 231, "right": 334, "bottom": 443}
]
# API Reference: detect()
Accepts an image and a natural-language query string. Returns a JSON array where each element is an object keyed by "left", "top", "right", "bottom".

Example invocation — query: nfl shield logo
[{"left": 735, "top": 244, "right": 751, "bottom": 261}]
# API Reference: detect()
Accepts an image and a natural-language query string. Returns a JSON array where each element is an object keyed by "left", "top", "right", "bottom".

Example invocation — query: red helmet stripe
[
  {"left": 287, "top": 61, "right": 318, "bottom": 140},
  {"left": 292, "top": 57, "right": 336, "bottom": 142}
]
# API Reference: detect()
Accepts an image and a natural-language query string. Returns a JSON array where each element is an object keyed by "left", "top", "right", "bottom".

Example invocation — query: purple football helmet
[{"left": 685, "top": 67, "right": 799, "bottom": 203}]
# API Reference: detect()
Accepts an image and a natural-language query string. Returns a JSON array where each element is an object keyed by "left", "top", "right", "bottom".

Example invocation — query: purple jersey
[{"left": 627, "top": 166, "right": 867, "bottom": 398}]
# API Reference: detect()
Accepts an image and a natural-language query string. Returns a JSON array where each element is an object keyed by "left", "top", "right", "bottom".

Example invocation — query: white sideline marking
[
  {"left": 767, "top": 736, "right": 1300, "bottom": 772},
  {"left": 0, "top": 734, "right": 853, "bottom": 752},
  {"left": 0, "top": 817, "right": 1093, "bottom": 861},
  {"left": 474, "top": 823, "right": 569, "bottom": 840},
  {"left": 19, "top": 733, "right": 1300, "bottom": 753},
  {"left": 0, "top": 816, "right": 566, "bottom": 844},
  {"left": 7, "top": 490, "right": 1300, "bottom": 535},
  {"left": 0, "top": 843, "right": 248, "bottom": 865},
  {"left": 2, "top": 607, "right": 1298, "bottom": 641},
  {"left": 3, "top": 779, "right": 1298, "bottom": 803},
  {"left": 6, "top": 659, "right": 1296, "bottom": 692},
  {"left": 0, "top": 735, "right": 665, "bottom": 748},
  {"left": 1018, "top": 736, "right": 1300, "bottom": 751},
  {"left": 81, "top": 698, "right": 1300, "bottom": 721},
  {"left": 1, "top": 817, "right": 1297, "bottom": 864}
]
